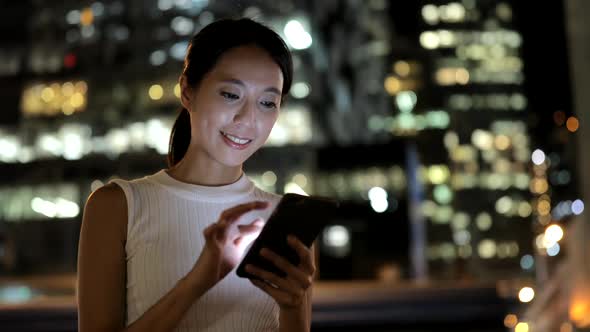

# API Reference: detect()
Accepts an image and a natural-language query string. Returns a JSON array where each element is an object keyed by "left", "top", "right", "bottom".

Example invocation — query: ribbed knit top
[{"left": 109, "top": 169, "right": 282, "bottom": 331}]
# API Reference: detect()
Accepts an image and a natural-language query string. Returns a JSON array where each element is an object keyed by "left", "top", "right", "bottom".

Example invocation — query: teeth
[{"left": 222, "top": 132, "right": 251, "bottom": 145}]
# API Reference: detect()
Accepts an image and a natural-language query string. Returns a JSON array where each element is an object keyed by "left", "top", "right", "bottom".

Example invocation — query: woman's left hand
[{"left": 246, "top": 235, "right": 315, "bottom": 310}]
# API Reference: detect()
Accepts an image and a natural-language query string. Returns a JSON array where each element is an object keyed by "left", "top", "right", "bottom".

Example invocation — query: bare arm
[
  {"left": 76, "top": 184, "right": 209, "bottom": 332},
  {"left": 77, "top": 184, "right": 268, "bottom": 332}
]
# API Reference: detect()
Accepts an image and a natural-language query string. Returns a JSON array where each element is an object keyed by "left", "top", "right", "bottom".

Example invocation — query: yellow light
[
  {"left": 62, "top": 82, "right": 74, "bottom": 96},
  {"left": 531, "top": 178, "right": 548, "bottom": 194},
  {"left": 518, "top": 202, "right": 532, "bottom": 217},
  {"left": 70, "top": 92, "right": 84, "bottom": 108},
  {"left": 22, "top": 93, "right": 39, "bottom": 114},
  {"left": 566, "top": 117, "right": 579, "bottom": 132},
  {"left": 419, "top": 31, "right": 440, "bottom": 49},
  {"left": 495, "top": 196, "right": 513, "bottom": 215},
  {"left": 75, "top": 81, "right": 88, "bottom": 94},
  {"left": 435, "top": 68, "right": 455, "bottom": 85},
  {"left": 455, "top": 68, "right": 469, "bottom": 84},
  {"left": 545, "top": 224, "right": 564, "bottom": 243},
  {"left": 422, "top": 4, "right": 439, "bottom": 24},
  {"left": 536, "top": 234, "right": 549, "bottom": 249},
  {"left": 80, "top": 8, "right": 94, "bottom": 26},
  {"left": 515, "top": 322, "right": 529, "bottom": 332},
  {"left": 41, "top": 87, "right": 55, "bottom": 102},
  {"left": 384, "top": 76, "right": 401, "bottom": 95},
  {"left": 394, "top": 61, "right": 411, "bottom": 77},
  {"left": 149, "top": 84, "right": 164, "bottom": 100},
  {"left": 428, "top": 165, "right": 449, "bottom": 184},
  {"left": 504, "top": 314, "right": 518, "bottom": 328},
  {"left": 494, "top": 135, "right": 511, "bottom": 150},
  {"left": 537, "top": 200, "right": 551, "bottom": 216},
  {"left": 477, "top": 239, "right": 496, "bottom": 259},
  {"left": 174, "top": 83, "right": 181, "bottom": 98},
  {"left": 472, "top": 129, "right": 493, "bottom": 150},
  {"left": 570, "top": 282, "right": 590, "bottom": 327},
  {"left": 570, "top": 301, "right": 590, "bottom": 327},
  {"left": 518, "top": 287, "right": 535, "bottom": 303},
  {"left": 62, "top": 102, "right": 75, "bottom": 115}
]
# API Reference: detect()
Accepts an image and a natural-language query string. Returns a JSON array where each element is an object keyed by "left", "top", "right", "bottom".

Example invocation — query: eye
[
  {"left": 220, "top": 91, "right": 239, "bottom": 100},
  {"left": 260, "top": 101, "right": 278, "bottom": 109}
]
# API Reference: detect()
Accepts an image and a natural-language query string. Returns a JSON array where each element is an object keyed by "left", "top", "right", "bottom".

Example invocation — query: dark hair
[{"left": 167, "top": 18, "right": 293, "bottom": 167}]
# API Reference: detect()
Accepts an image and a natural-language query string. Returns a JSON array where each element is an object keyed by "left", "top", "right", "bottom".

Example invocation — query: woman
[{"left": 77, "top": 18, "right": 315, "bottom": 332}]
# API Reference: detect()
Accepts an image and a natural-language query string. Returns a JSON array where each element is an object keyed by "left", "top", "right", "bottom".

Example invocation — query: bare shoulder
[
  {"left": 86, "top": 183, "right": 126, "bottom": 209},
  {"left": 83, "top": 183, "right": 127, "bottom": 241}
]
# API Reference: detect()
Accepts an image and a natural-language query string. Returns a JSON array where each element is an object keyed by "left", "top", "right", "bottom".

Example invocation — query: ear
[{"left": 179, "top": 75, "right": 194, "bottom": 111}]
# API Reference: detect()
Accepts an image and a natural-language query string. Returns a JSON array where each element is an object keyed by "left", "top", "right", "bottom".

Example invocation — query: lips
[{"left": 220, "top": 131, "right": 253, "bottom": 150}]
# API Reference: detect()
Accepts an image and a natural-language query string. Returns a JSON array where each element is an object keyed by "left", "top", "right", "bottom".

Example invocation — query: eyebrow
[{"left": 221, "top": 78, "right": 282, "bottom": 96}]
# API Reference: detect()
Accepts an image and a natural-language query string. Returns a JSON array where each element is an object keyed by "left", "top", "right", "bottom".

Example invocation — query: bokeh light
[
  {"left": 518, "top": 287, "right": 535, "bottom": 303},
  {"left": 504, "top": 314, "right": 518, "bottom": 328},
  {"left": 148, "top": 84, "right": 164, "bottom": 100},
  {"left": 566, "top": 116, "right": 579, "bottom": 132},
  {"left": 515, "top": 322, "right": 529, "bottom": 332}
]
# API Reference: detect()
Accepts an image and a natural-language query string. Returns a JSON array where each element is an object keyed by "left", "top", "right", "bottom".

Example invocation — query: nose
[{"left": 233, "top": 101, "right": 256, "bottom": 127}]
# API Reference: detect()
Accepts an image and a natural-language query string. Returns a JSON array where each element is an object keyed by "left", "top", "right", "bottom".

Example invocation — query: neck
[{"left": 167, "top": 148, "right": 243, "bottom": 187}]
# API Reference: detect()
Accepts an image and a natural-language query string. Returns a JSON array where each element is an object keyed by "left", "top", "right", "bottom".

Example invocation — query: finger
[
  {"left": 202, "top": 223, "right": 217, "bottom": 239},
  {"left": 251, "top": 218, "right": 265, "bottom": 227},
  {"left": 245, "top": 264, "right": 303, "bottom": 296},
  {"left": 250, "top": 279, "right": 300, "bottom": 307},
  {"left": 219, "top": 201, "right": 269, "bottom": 225},
  {"left": 237, "top": 224, "right": 262, "bottom": 235},
  {"left": 233, "top": 227, "right": 262, "bottom": 245},
  {"left": 233, "top": 218, "right": 264, "bottom": 246},
  {"left": 234, "top": 233, "right": 260, "bottom": 247},
  {"left": 259, "top": 248, "right": 312, "bottom": 290},
  {"left": 217, "top": 203, "right": 266, "bottom": 242},
  {"left": 288, "top": 235, "right": 315, "bottom": 274},
  {"left": 237, "top": 218, "right": 264, "bottom": 234}
]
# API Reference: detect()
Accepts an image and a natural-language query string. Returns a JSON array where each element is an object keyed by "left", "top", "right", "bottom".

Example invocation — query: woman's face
[{"left": 181, "top": 45, "right": 284, "bottom": 168}]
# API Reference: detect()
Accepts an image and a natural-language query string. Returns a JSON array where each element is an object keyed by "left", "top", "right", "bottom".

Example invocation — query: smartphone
[{"left": 236, "top": 193, "right": 340, "bottom": 280}]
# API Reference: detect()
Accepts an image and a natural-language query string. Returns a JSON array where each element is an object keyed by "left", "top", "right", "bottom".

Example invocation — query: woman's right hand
[{"left": 189, "top": 201, "right": 269, "bottom": 291}]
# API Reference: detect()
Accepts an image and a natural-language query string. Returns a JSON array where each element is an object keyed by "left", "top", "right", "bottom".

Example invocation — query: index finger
[
  {"left": 220, "top": 201, "right": 269, "bottom": 224},
  {"left": 288, "top": 235, "right": 314, "bottom": 272}
]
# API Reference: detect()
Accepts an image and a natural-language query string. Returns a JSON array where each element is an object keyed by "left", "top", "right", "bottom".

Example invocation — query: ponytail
[{"left": 167, "top": 108, "right": 191, "bottom": 167}]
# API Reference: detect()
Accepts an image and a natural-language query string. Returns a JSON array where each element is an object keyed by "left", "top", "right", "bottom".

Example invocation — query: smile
[{"left": 221, "top": 131, "right": 253, "bottom": 149}]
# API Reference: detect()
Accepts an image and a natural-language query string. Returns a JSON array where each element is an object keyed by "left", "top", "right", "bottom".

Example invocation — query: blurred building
[
  {"left": 0, "top": 0, "right": 581, "bottom": 310},
  {"left": 409, "top": 0, "right": 533, "bottom": 281},
  {"left": 0, "top": 0, "right": 412, "bottom": 283}
]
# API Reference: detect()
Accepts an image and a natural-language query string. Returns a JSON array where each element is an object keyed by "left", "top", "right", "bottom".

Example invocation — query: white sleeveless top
[{"left": 109, "top": 169, "right": 282, "bottom": 331}]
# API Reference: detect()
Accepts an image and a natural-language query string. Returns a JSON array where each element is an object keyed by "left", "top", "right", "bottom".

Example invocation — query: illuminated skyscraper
[{"left": 415, "top": 0, "right": 533, "bottom": 280}]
